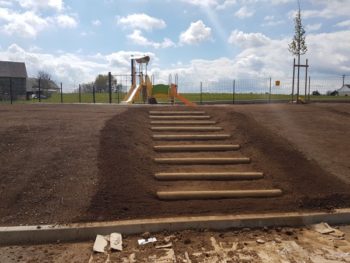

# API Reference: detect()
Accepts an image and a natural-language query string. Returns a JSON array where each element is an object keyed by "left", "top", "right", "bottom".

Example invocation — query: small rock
[
  {"left": 274, "top": 238, "right": 282, "bottom": 243},
  {"left": 263, "top": 227, "right": 269, "bottom": 232},
  {"left": 276, "top": 227, "right": 282, "bottom": 232},
  {"left": 256, "top": 239, "right": 265, "bottom": 244},
  {"left": 142, "top": 232, "right": 151, "bottom": 240},
  {"left": 242, "top": 228, "right": 251, "bottom": 232}
]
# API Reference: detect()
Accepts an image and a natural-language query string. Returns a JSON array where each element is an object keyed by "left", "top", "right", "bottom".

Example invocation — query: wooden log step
[
  {"left": 149, "top": 115, "right": 211, "bottom": 120},
  {"left": 149, "top": 111, "right": 206, "bottom": 115},
  {"left": 154, "top": 144, "right": 240, "bottom": 152},
  {"left": 152, "top": 134, "right": 231, "bottom": 141},
  {"left": 157, "top": 189, "right": 283, "bottom": 200},
  {"left": 151, "top": 121, "right": 217, "bottom": 125},
  {"left": 155, "top": 172, "right": 264, "bottom": 180},
  {"left": 151, "top": 126, "right": 223, "bottom": 132},
  {"left": 154, "top": 157, "right": 251, "bottom": 165}
]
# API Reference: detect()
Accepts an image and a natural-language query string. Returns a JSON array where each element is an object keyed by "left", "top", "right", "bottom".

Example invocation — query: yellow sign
[{"left": 275, "top": 80, "right": 280, "bottom": 86}]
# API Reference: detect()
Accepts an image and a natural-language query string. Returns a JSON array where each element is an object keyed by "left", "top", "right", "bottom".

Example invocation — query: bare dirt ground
[
  {"left": 1, "top": 225, "right": 349, "bottom": 262},
  {"left": 0, "top": 104, "right": 126, "bottom": 226},
  {"left": 0, "top": 103, "right": 350, "bottom": 226}
]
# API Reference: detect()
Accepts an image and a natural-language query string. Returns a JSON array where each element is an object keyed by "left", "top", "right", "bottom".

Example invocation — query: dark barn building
[{"left": 0, "top": 61, "right": 27, "bottom": 101}]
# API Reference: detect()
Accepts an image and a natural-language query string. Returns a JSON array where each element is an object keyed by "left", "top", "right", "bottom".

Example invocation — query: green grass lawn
[{"left": 2, "top": 92, "right": 349, "bottom": 104}]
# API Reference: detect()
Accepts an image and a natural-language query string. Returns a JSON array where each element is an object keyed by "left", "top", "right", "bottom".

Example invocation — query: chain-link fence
[{"left": 1, "top": 74, "right": 349, "bottom": 105}]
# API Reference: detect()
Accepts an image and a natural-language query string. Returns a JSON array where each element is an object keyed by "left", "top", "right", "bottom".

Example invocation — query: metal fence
[{"left": 1, "top": 74, "right": 349, "bottom": 105}]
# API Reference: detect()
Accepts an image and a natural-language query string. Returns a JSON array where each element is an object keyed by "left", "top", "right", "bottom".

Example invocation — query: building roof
[
  {"left": 338, "top": 84, "right": 350, "bottom": 91},
  {"left": 0, "top": 61, "right": 27, "bottom": 78},
  {"left": 26, "top": 77, "right": 60, "bottom": 92}
]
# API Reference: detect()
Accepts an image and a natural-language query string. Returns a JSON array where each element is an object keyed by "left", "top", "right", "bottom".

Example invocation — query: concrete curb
[{"left": 1, "top": 209, "right": 350, "bottom": 245}]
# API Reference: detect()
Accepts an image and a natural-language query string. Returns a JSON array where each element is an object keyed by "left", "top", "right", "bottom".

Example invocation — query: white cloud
[
  {"left": 17, "top": 0, "right": 63, "bottom": 11},
  {"left": 0, "top": 8, "right": 49, "bottom": 38},
  {"left": 180, "top": 0, "right": 219, "bottom": 8},
  {"left": 300, "top": 0, "right": 350, "bottom": 19},
  {"left": 117, "top": 13, "right": 166, "bottom": 31},
  {"left": 270, "top": 0, "right": 293, "bottom": 4},
  {"left": 1, "top": 29, "right": 349, "bottom": 92},
  {"left": 305, "top": 23, "right": 322, "bottom": 32},
  {"left": 262, "top": 15, "right": 284, "bottom": 26},
  {"left": 179, "top": 20, "right": 212, "bottom": 45},
  {"left": 336, "top": 20, "right": 350, "bottom": 28},
  {"left": 0, "top": 0, "right": 13, "bottom": 7},
  {"left": 127, "top": 30, "right": 175, "bottom": 49},
  {"left": 0, "top": 43, "right": 157, "bottom": 88},
  {"left": 228, "top": 30, "right": 270, "bottom": 48},
  {"left": 180, "top": 0, "right": 292, "bottom": 9},
  {"left": 55, "top": 14, "right": 77, "bottom": 28},
  {"left": 171, "top": 29, "right": 350, "bottom": 83},
  {"left": 0, "top": 2, "right": 77, "bottom": 38},
  {"left": 92, "top": 19, "right": 101, "bottom": 26},
  {"left": 234, "top": 6, "right": 254, "bottom": 19},
  {"left": 216, "top": 0, "right": 236, "bottom": 10}
]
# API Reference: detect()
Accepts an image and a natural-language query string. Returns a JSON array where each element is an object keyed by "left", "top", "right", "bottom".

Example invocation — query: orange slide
[
  {"left": 175, "top": 94, "right": 197, "bottom": 107},
  {"left": 170, "top": 84, "right": 197, "bottom": 107}
]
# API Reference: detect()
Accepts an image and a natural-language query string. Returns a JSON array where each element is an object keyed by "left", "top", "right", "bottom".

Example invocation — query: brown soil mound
[{"left": 84, "top": 107, "right": 350, "bottom": 222}]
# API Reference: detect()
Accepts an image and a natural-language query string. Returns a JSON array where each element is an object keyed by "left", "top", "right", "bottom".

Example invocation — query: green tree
[
  {"left": 289, "top": 2, "right": 307, "bottom": 102},
  {"left": 95, "top": 74, "right": 109, "bottom": 93}
]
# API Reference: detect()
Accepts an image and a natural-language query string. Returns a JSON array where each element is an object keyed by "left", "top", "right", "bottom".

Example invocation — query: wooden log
[{"left": 157, "top": 189, "right": 283, "bottom": 200}]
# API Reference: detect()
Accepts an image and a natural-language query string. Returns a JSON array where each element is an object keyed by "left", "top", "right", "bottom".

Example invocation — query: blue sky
[{"left": 0, "top": 0, "right": 349, "bottom": 89}]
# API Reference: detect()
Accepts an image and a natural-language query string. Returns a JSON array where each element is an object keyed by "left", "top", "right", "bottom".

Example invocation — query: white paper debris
[
  {"left": 110, "top": 233, "right": 123, "bottom": 251},
  {"left": 313, "top": 223, "right": 336, "bottom": 234},
  {"left": 138, "top": 237, "right": 157, "bottom": 245},
  {"left": 93, "top": 235, "right": 108, "bottom": 253}
]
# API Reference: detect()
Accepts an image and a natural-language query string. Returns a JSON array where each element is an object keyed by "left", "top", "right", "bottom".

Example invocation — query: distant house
[
  {"left": 338, "top": 84, "right": 350, "bottom": 96},
  {"left": 0, "top": 61, "right": 27, "bottom": 100},
  {"left": 26, "top": 78, "right": 60, "bottom": 99}
]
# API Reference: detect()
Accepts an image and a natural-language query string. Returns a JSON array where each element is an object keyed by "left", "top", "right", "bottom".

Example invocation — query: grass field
[{"left": 2, "top": 92, "right": 349, "bottom": 104}]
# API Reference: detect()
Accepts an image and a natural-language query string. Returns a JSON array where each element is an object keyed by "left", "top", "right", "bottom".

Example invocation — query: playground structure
[{"left": 122, "top": 56, "right": 196, "bottom": 106}]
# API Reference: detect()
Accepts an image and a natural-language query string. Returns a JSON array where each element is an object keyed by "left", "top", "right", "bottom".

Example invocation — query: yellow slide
[{"left": 122, "top": 84, "right": 142, "bottom": 104}]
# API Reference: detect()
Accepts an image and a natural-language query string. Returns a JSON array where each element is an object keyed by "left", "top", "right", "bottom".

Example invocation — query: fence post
[
  {"left": 79, "top": 84, "right": 81, "bottom": 103},
  {"left": 108, "top": 72, "right": 112, "bottom": 104},
  {"left": 292, "top": 58, "right": 295, "bottom": 102},
  {"left": 93, "top": 85, "right": 96, "bottom": 104},
  {"left": 200, "top": 82, "right": 203, "bottom": 105},
  {"left": 305, "top": 59, "right": 308, "bottom": 100},
  {"left": 117, "top": 80, "right": 120, "bottom": 104},
  {"left": 308, "top": 76, "right": 311, "bottom": 102},
  {"left": 9, "top": 78, "right": 13, "bottom": 105},
  {"left": 269, "top": 77, "right": 272, "bottom": 103},
  {"left": 60, "top": 82, "right": 63, "bottom": 103},
  {"left": 38, "top": 78, "right": 41, "bottom": 102},
  {"left": 232, "top": 80, "right": 235, "bottom": 105}
]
